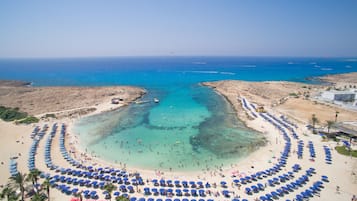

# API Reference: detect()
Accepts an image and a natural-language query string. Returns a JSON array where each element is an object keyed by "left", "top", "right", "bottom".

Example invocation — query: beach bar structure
[
  {"left": 256, "top": 106, "right": 265, "bottom": 113},
  {"left": 333, "top": 123, "right": 357, "bottom": 139},
  {"left": 111, "top": 98, "right": 123, "bottom": 104}
]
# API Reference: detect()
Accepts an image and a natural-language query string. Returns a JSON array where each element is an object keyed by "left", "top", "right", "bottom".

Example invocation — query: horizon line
[{"left": 0, "top": 55, "right": 356, "bottom": 60}]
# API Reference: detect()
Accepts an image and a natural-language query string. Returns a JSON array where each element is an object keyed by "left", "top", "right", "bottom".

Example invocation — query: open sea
[{"left": 0, "top": 57, "right": 355, "bottom": 171}]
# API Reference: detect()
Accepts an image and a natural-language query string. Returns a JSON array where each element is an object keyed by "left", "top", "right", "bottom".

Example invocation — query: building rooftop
[
  {"left": 323, "top": 90, "right": 357, "bottom": 95},
  {"left": 333, "top": 122, "right": 357, "bottom": 137}
]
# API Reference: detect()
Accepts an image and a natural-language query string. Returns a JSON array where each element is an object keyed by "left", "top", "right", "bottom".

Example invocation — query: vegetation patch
[
  {"left": 0, "top": 105, "right": 39, "bottom": 124},
  {"left": 0, "top": 106, "right": 27, "bottom": 121},
  {"left": 44, "top": 113, "right": 56, "bottom": 119},
  {"left": 335, "top": 146, "right": 357, "bottom": 157},
  {"left": 18, "top": 116, "right": 39, "bottom": 124},
  {"left": 288, "top": 93, "right": 299, "bottom": 98}
]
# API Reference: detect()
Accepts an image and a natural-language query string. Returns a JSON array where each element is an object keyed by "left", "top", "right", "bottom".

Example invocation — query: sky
[{"left": 0, "top": 1, "right": 356, "bottom": 58}]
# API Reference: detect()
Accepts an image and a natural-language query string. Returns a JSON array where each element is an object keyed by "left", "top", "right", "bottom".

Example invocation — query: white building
[{"left": 321, "top": 90, "right": 356, "bottom": 102}]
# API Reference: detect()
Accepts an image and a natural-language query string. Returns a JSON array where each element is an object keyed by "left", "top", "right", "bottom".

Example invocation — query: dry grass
[{"left": 0, "top": 85, "right": 145, "bottom": 116}]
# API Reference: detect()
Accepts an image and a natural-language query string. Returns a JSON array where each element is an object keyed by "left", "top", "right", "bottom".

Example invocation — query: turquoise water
[
  {"left": 0, "top": 57, "right": 355, "bottom": 171},
  {"left": 74, "top": 85, "right": 264, "bottom": 171}
]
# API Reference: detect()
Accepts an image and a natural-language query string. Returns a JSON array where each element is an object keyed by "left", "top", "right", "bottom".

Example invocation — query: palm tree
[
  {"left": 115, "top": 196, "right": 129, "bottom": 201},
  {"left": 30, "top": 192, "right": 45, "bottom": 201},
  {"left": 0, "top": 185, "right": 12, "bottom": 200},
  {"left": 311, "top": 114, "right": 319, "bottom": 134},
  {"left": 103, "top": 183, "right": 117, "bottom": 201},
  {"left": 74, "top": 190, "right": 83, "bottom": 201},
  {"left": 27, "top": 169, "right": 41, "bottom": 190},
  {"left": 8, "top": 172, "right": 27, "bottom": 201},
  {"left": 0, "top": 185, "right": 19, "bottom": 201},
  {"left": 335, "top": 111, "right": 339, "bottom": 122},
  {"left": 41, "top": 178, "right": 51, "bottom": 201},
  {"left": 326, "top": 120, "right": 334, "bottom": 134}
]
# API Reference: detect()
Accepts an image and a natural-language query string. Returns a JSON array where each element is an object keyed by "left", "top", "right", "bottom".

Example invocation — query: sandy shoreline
[{"left": 1, "top": 73, "right": 357, "bottom": 201}]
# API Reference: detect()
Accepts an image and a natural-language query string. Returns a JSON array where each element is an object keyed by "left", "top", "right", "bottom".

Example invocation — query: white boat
[
  {"left": 154, "top": 98, "right": 159, "bottom": 103},
  {"left": 135, "top": 100, "right": 150, "bottom": 104}
]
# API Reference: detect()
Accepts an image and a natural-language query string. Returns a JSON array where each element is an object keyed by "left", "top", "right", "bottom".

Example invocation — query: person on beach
[{"left": 352, "top": 195, "right": 357, "bottom": 201}]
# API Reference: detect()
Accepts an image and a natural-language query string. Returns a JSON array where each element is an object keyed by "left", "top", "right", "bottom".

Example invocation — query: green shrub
[
  {"left": 335, "top": 146, "right": 357, "bottom": 157},
  {"left": 0, "top": 106, "right": 7, "bottom": 113},
  {"left": 0, "top": 106, "right": 28, "bottom": 121},
  {"left": 0, "top": 105, "right": 39, "bottom": 124},
  {"left": 18, "top": 116, "right": 39, "bottom": 124},
  {"left": 44, "top": 113, "right": 56, "bottom": 118}
]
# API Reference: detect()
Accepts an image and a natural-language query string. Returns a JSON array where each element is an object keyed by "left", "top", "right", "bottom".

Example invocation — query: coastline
[
  {"left": 63, "top": 99, "right": 281, "bottom": 182},
  {"left": 200, "top": 81, "right": 256, "bottom": 128},
  {"left": 1, "top": 72, "right": 357, "bottom": 200}
]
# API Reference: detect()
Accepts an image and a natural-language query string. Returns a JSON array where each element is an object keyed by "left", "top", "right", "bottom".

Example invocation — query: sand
[
  {"left": 319, "top": 72, "right": 357, "bottom": 85},
  {"left": 202, "top": 79, "right": 357, "bottom": 200},
  {"left": 0, "top": 121, "right": 33, "bottom": 187},
  {"left": 0, "top": 84, "right": 146, "bottom": 117},
  {"left": 1, "top": 74, "right": 357, "bottom": 201}
]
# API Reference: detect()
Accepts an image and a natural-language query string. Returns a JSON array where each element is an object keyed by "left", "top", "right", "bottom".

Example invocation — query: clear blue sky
[{"left": 0, "top": 1, "right": 356, "bottom": 58}]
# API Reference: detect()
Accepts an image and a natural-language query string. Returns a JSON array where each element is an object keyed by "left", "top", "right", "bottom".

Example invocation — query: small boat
[
  {"left": 154, "top": 98, "right": 159, "bottom": 103},
  {"left": 135, "top": 100, "right": 150, "bottom": 104}
]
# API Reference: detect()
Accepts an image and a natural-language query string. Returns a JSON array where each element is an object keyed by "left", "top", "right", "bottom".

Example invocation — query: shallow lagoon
[{"left": 74, "top": 85, "right": 265, "bottom": 171}]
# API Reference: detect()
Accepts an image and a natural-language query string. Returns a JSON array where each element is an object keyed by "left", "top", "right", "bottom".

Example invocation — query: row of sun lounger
[
  {"left": 24, "top": 96, "right": 332, "bottom": 201},
  {"left": 323, "top": 145, "right": 332, "bottom": 164},
  {"left": 264, "top": 113, "right": 298, "bottom": 140},
  {"left": 30, "top": 125, "right": 41, "bottom": 139},
  {"left": 279, "top": 115, "right": 298, "bottom": 129},
  {"left": 240, "top": 98, "right": 258, "bottom": 118},
  {"left": 9, "top": 159, "right": 18, "bottom": 176},
  {"left": 28, "top": 124, "right": 49, "bottom": 171},
  {"left": 308, "top": 141, "right": 316, "bottom": 158},
  {"left": 259, "top": 111, "right": 332, "bottom": 201},
  {"left": 297, "top": 140, "right": 304, "bottom": 159}
]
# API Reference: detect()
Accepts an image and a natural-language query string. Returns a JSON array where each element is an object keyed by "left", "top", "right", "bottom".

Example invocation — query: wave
[
  {"left": 320, "top": 68, "right": 333, "bottom": 71},
  {"left": 184, "top": 70, "right": 219, "bottom": 74},
  {"left": 344, "top": 59, "right": 357, "bottom": 62},
  {"left": 345, "top": 65, "right": 353, "bottom": 68},
  {"left": 178, "top": 70, "right": 236, "bottom": 76},
  {"left": 220, "top": 72, "right": 236, "bottom": 75},
  {"left": 192, "top": 62, "right": 206, "bottom": 65},
  {"left": 239, "top": 65, "right": 256, "bottom": 68}
]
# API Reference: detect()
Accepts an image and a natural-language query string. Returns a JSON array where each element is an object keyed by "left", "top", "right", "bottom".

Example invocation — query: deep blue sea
[
  {"left": 0, "top": 57, "right": 355, "bottom": 86},
  {"left": 0, "top": 57, "right": 355, "bottom": 171}
]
